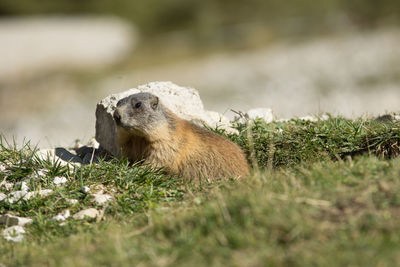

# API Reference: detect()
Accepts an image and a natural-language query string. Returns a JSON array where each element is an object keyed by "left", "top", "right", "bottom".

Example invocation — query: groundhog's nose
[{"left": 113, "top": 109, "right": 121, "bottom": 124}]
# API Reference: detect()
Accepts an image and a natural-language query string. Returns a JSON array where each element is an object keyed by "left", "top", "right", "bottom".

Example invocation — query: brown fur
[{"left": 116, "top": 108, "right": 249, "bottom": 180}]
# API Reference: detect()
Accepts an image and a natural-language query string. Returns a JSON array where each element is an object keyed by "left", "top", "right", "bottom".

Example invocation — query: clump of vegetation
[
  {"left": 226, "top": 116, "right": 400, "bottom": 169},
  {"left": 1, "top": 116, "right": 400, "bottom": 266}
]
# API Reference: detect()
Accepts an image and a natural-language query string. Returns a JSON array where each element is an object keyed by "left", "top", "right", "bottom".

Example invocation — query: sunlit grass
[{"left": 1, "top": 116, "right": 400, "bottom": 266}]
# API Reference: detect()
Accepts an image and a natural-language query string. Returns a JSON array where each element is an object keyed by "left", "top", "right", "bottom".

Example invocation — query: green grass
[
  {"left": 1, "top": 116, "right": 400, "bottom": 266},
  {"left": 228, "top": 115, "right": 400, "bottom": 169}
]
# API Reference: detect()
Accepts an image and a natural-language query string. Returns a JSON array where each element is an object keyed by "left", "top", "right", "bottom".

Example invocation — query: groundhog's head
[{"left": 113, "top": 92, "right": 168, "bottom": 138}]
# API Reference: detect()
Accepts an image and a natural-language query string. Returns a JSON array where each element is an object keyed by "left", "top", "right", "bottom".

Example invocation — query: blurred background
[{"left": 1, "top": 0, "right": 400, "bottom": 148}]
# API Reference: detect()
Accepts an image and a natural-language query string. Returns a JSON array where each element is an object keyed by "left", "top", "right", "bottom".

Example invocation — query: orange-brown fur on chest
[{"left": 116, "top": 110, "right": 249, "bottom": 180}]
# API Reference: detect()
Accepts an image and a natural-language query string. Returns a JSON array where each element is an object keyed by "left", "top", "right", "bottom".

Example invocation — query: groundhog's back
[{"left": 174, "top": 118, "right": 250, "bottom": 179}]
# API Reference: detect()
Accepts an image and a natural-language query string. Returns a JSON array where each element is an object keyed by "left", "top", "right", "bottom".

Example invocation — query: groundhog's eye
[{"left": 135, "top": 102, "right": 142, "bottom": 108}]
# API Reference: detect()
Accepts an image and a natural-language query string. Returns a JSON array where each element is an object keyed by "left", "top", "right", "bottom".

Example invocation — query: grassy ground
[{"left": 1, "top": 116, "right": 400, "bottom": 266}]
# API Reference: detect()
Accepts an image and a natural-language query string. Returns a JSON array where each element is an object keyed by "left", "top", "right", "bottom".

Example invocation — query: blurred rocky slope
[{"left": 0, "top": 17, "right": 136, "bottom": 81}]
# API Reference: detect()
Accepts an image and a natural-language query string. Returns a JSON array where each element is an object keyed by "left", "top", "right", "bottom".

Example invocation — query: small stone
[
  {"left": 53, "top": 176, "right": 68, "bottom": 186},
  {"left": 246, "top": 108, "right": 274, "bottom": 123},
  {"left": 21, "top": 182, "right": 30, "bottom": 191},
  {"left": 38, "top": 189, "right": 53, "bottom": 197},
  {"left": 278, "top": 114, "right": 329, "bottom": 123},
  {"left": 87, "top": 138, "right": 100, "bottom": 149},
  {"left": 52, "top": 210, "right": 70, "bottom": 221},
  {"left": 92, "top": 193, "right": 112, "bottom": 205},
  {"left": 299, "top": 115, "right": 330, "bottom": 122},
  {"left": 299, "top": 115, "right": 318, "bottom": 122},
  {"left": 2, "top": 225, "right": 26, "bottom": 242},
  {"left": 35, "top": 148, "right": 56, "bottom": 162},
  {"left": 0, "top": 193, "right": 6, "bottom": 202},
  {"left": 0, "top": 214, "right": 33, "bottom": 226},
  {"left": 81, "top": 186, "right": 90, "bottom": 193},
  {"left": 193, "top": 197, "right": 202, "bottom": 205},
  {"left": 72, "top": 208, "right": 100, "bottom": 220},
  {"left": 7, "top": 191, "right": 31, "bottom": 203},
  {"left": 204, "top": 111, "right": 238, "bottom": 134},
  {"left": 16, "top": 181, "right": 30, "bottom": 192},
  {"left": 66, "top": 199, "right": 79, "bottom": 205},
  {"left": 7, "top": 189, "right": 53, "bottom": 203},
  {"left": 0, "top": 163, "right": 6, "bottom": 172},
  {"left": 36, "top": 169, "right": 48, "bottom": 177},
  {"left": 320, "top": 114, "right": 330, "bottom": 121}
]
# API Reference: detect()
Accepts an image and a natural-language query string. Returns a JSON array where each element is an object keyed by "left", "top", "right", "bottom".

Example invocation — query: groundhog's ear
[{"left": 151, "top": 96, "right": 159, "bottom": 110}]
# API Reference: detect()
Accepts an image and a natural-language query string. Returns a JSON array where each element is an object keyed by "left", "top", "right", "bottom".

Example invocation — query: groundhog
[{"left": 113, "top": 92, "right": 249, "bottom": 180}]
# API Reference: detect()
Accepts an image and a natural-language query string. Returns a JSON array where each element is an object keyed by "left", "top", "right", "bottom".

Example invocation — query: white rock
[
  {"left": 320, "top": 114, "right": 330, "bottom": 121},
  {"left": 299, "top": 115, "right": 318, "bottom": 122},
  {"left": 92, "top": 193, "right": 112, "bottom": 205},
  {"left": 2, "top": 225, "right": 26, "bottom": 242},
  {"left": 245, "top": 108, "right": 274, "bottom": 123},
  {"left": 206, "top": 111, "right": 238, "bottom": 134},
  {"left": 36, "top": 169, "right": 48, "bottom": 177},
  {"left": 81, "top": 186, "right": 90, "bottom": 193},
  {"left": 35, "top": 148, "right": 55, "bottom": 161},
  {"left": 0, "top": 163, "right": 6, "bottom": 172},
  {"left": 15, "top": 181, "right": 30, "bottom": 192},
  {"left": 298, "top": 114, "right": 330, "bottom": 122},
  {"left": 52, "top": 210, "right": 70, "bottom": 221},
  {"left": 87, "top": 138, "right": 100, "bottom": 149},
  {"left": 0, "top": 214, "right": 33, "bottom": 226},
  {"left": 53, "top": 176, "right": 68, "bottom": 186},
  {"left": 278, "top": 114, "right": 330, "bottom": 123},
  {"left": 38, "top": 189, "right": 53, "bottom": 197},
  {"left": 7, "top": 190, "right": 31, "bottom": 203},
  {"left": 0, "top": 193, "right": 6, "bottom": 202},
  {"left": 66, "top": 199, "right": 79, "bottom": 205},
  {"left": 206, "top": 111, "right": 230, "bottom": 124},
  {"left": 0, "top": 17, "right": 136, "bottom": 81},
  {"left": 95, "top": 81, "right": 236, "bottom": 156},
  {"left": 72, "top": 208, "right": 100, "bottom": 220},
  {"left": 7, "top": 189, "right": 53, "bottom": 203}
]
